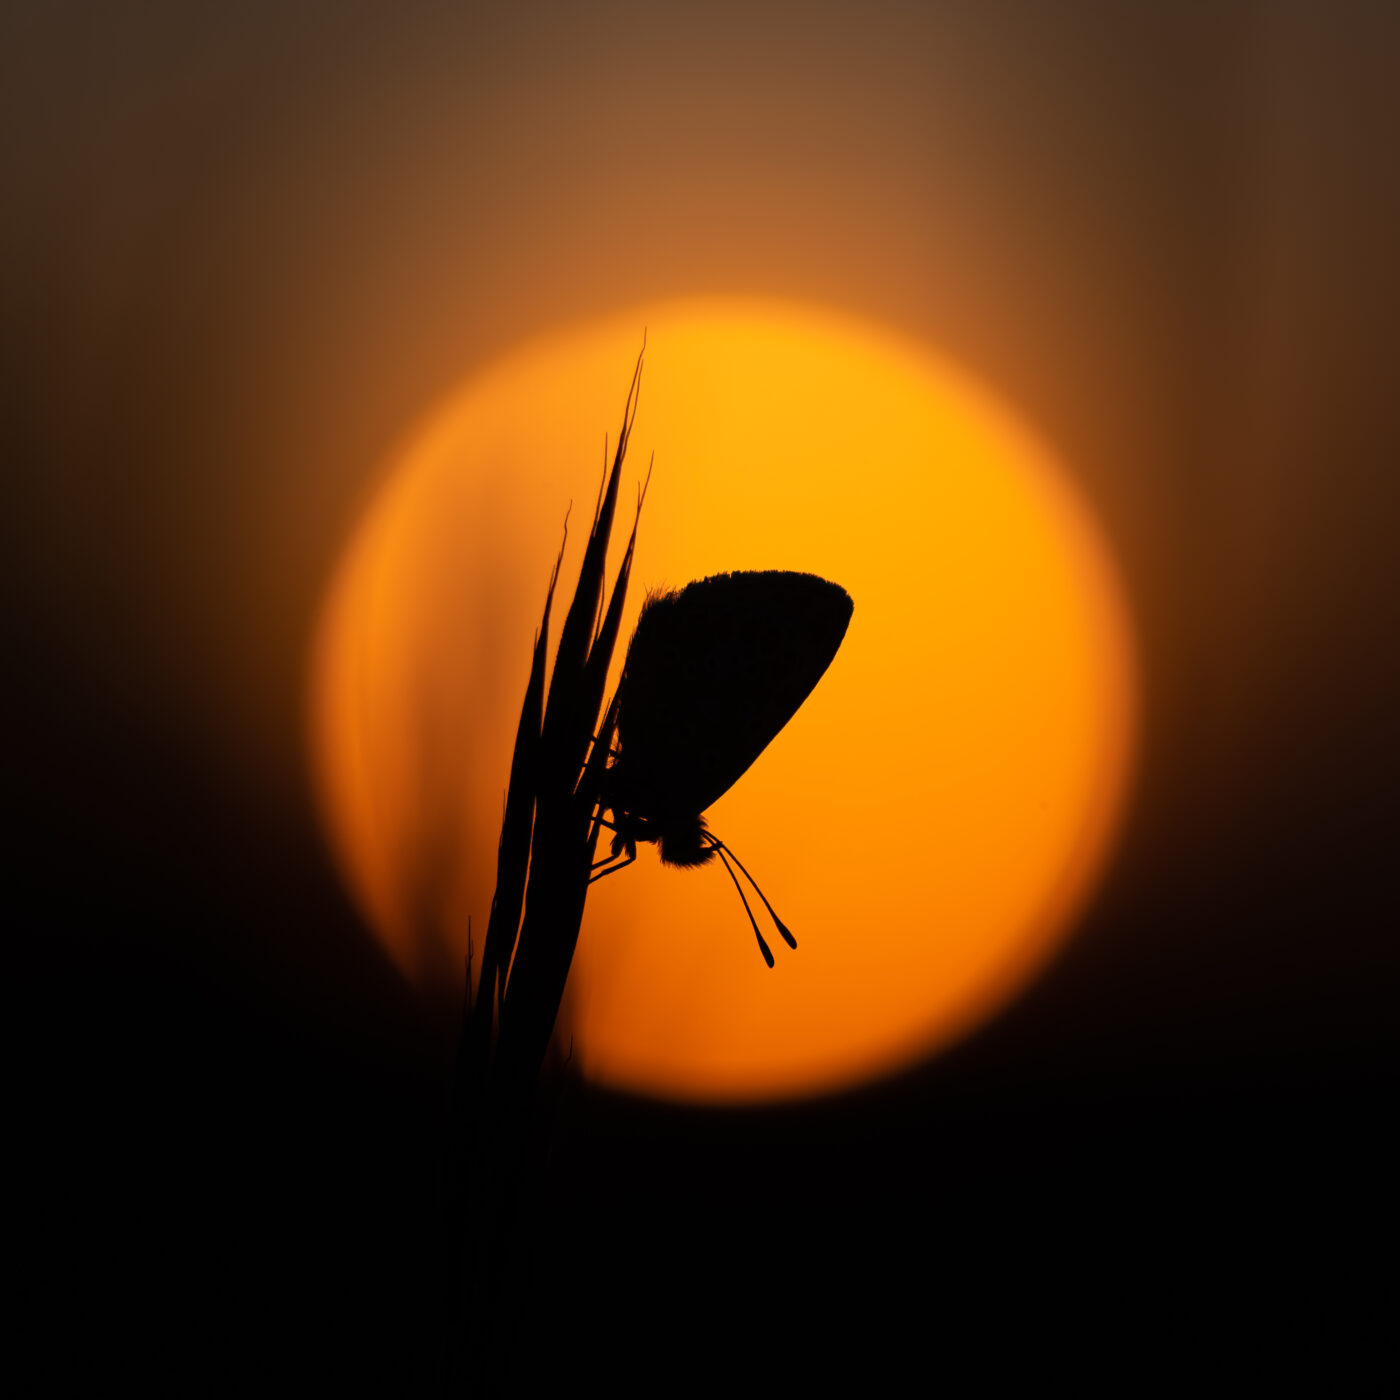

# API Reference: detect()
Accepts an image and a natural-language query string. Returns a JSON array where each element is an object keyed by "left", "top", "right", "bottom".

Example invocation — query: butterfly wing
[{"left": 612, "top": 570, "right": 853, "bottom": 825}]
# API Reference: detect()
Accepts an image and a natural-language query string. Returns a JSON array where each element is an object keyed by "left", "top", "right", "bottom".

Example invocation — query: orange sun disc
[{"left": 309, "top": 297, "right": 1138, "bottom": 1103}]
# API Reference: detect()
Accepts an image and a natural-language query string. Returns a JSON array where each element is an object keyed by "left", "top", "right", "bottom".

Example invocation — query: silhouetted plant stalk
[{"left": 445, "top": 348, "right": 648, "bottom": 1393}]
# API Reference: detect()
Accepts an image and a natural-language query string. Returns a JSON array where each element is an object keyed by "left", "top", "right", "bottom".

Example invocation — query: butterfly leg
[
  {"left": 588, "top": 849, "right": 636, "bottom": 884},
  {"left": 590, "top": 836, "right": 631, "bottom": 870}
]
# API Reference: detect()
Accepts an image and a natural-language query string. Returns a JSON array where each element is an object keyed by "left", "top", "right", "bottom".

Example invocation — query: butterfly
[{"left": 590, "top": 569, "right": 853, "bottom": 966}]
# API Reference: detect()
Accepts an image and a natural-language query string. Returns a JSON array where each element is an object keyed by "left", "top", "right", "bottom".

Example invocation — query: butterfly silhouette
[{"left": 590, "top": 569, "right": 853, "bottom": 965}]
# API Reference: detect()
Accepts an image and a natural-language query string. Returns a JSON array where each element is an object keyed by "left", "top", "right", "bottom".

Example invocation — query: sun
[{"left": 310, "top": 298, "right": 1137, "bottom": 1102}]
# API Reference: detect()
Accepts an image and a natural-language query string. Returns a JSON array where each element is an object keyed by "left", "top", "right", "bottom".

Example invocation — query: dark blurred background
[{"left": 8, "top": 1, "right": 1396, "bottom": 1389}]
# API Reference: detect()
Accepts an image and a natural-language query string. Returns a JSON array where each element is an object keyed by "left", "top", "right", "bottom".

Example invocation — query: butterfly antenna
[
  {"left": 712, "top": 846, "right": 774, "bottom": 968},
  {"left": 707, "top": 837, "right": 797, "bottom": 950}
]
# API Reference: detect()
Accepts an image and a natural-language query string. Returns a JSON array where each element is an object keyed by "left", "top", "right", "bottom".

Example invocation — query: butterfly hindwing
[{"left": 611, "top": 571, "right": 853, "bottom": 825}]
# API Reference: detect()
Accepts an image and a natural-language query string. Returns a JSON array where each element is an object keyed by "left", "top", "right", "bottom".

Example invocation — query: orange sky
[
  {"left": 9, "top": 7, "right": 1397, "bottom": 1388},
  {"left": 8, "top": 1, "right": 1392, "bottom": 1101}
]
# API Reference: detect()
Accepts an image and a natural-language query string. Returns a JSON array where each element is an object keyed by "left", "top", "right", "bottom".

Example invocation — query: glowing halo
[{"left": 310, "top": 298, "right": 1137, "bottom": 1102}]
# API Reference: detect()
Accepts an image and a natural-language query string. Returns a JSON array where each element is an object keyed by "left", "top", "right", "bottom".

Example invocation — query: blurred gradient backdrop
[{"left": 9, "top": 1, "right": 1396, "bottom": 1390}]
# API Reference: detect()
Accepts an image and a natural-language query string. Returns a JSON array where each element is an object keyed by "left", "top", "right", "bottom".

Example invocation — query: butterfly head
[
  {"left": 606, "top": 803, "right": 716, "bottom": 869},
  {"left": 654, "top": 812, "right": 716, "bottom": 868}
]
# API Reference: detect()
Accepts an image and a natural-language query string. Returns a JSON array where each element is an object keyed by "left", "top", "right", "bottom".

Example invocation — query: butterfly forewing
[{"left": 611, "top": 571, "right": 853, "bottom": 826}]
